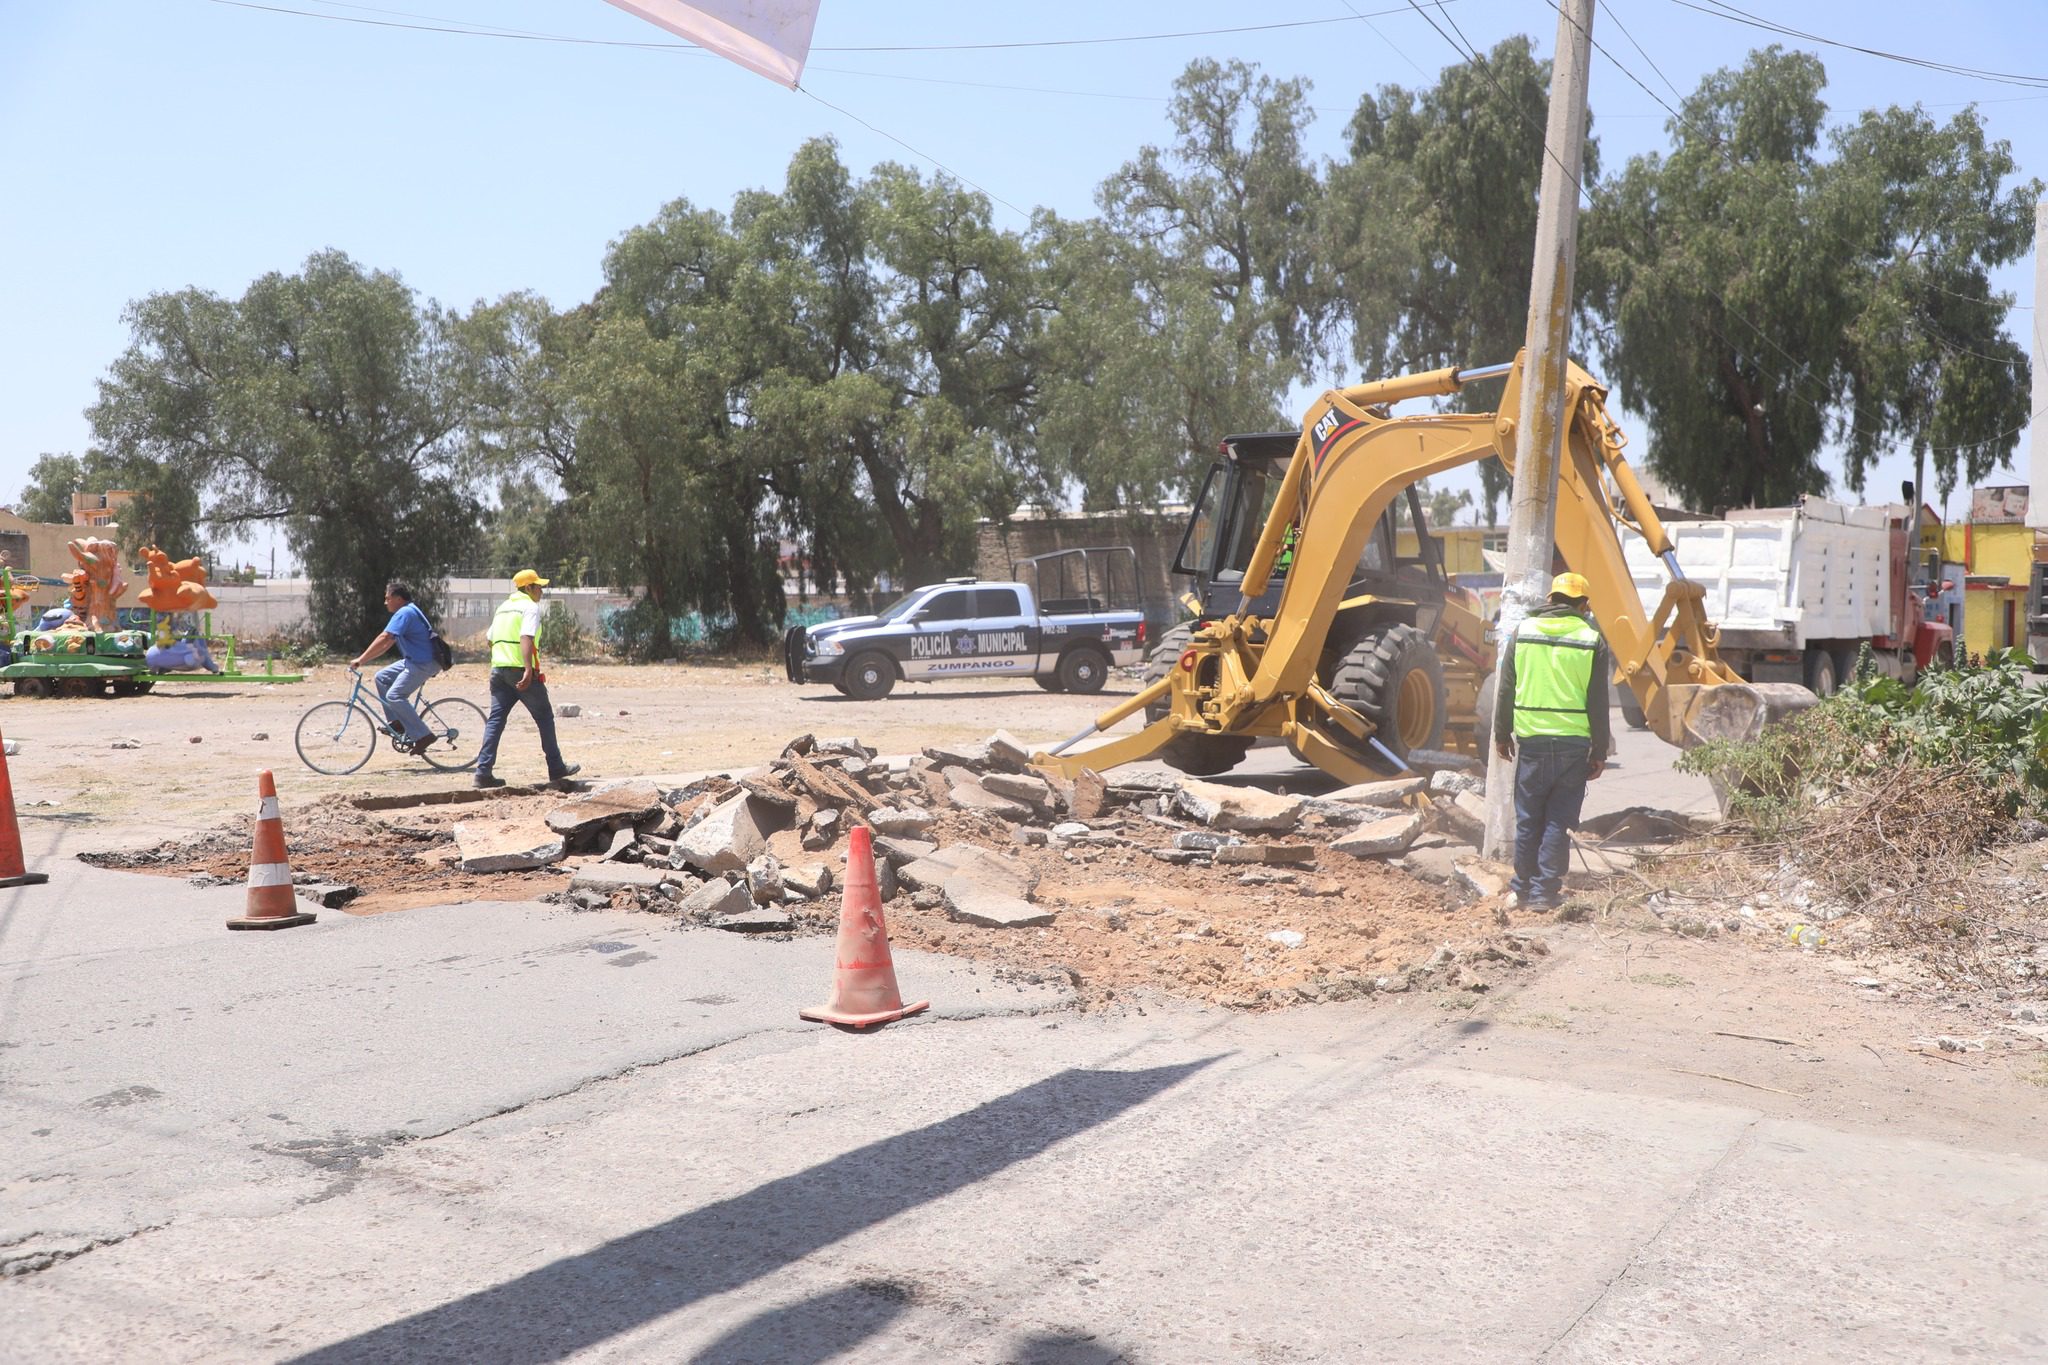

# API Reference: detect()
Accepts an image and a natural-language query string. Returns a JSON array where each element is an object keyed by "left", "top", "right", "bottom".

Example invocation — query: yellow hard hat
[{"left": 1549, "top": 571, "right": 1591, "bottom": 601}]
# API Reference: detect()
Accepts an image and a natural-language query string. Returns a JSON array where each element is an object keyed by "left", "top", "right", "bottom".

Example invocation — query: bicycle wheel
[
  {"left": 295, "top": 701, "right": 380, "bottom": 775},
  {"left": 417, "top": 696, "right": 488, "bottom": 771}
]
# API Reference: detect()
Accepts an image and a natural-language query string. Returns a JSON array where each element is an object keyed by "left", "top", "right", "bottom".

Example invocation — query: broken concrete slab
[
  {"left": 1407, "top": 747, "right": 1483, "bottom": 775},
  {"left": 1427, "top": 793, "right": 1485, "bottom": 847},
  {"left": 815, "top": 735, "right": 877, "bottom": 760},
  {"left": 295, "top": 882, "right": 360, "bottom": 909},
  {"left": 923, "top": 740, "right": 993, "bottom": 770},
  {"left": 745, "top": 853, "right": 785, "bottom": 905},
  {"left": 942, "top": 875, "right": 1055, "bottom": 929},
  {"left": 569, "top": 864, "right": 678, "bottom": 896},
  {"left": 787, "top": 757, "right": 877, "bottom": 813},
  {"left": 708, "top": 907, "right": 796, "bottom": 933},
  {"left": 983, "top": 730, "right": 1030, "bottom": 771},
  {"left": 871, "top": 835, "right": 939, "bottom": 866},
  {"left": 868, "top": 805, "right": 937, "bottom": 838},
  {"left": 553, "top": 703, "right": 582, "bottom": 718},
  {"left": 1069, "top": 768, "right": 1108, "bottom": 820},
  {"left": 453, "top": 819, "right": 568, "bottom": 873},
  {"left": 981, "top": 771, "right": 1052, "bottom": 806},
  {"left": 897, "top": 845, "right": 1039, "bottom": 901},
  {"left": 1325, "top": 776, "right": 1426, "bottom": 807},
  {"left": 1428, "top": 770, "right": 1482, "bottom": 797},
  {"left": 674, "top": 876, "right": 750, "bottom": 920},
  {"left": 1452, "top": 856, "right": 1513, "bottom": 900},
  {"left": 737, "top": 776, "right": 799, "bottom": 815},
  {"left": 544, "top": 781, "right": 664, "bottom": 840},
  {"left": 671, "top": 791, "right": 779, "bottom": 877},
  {"left": 801, "top": 807, "right": 841, "bottom": 852},
  {"left": 1214, "top": 843, "right": 1317, "bottom": 867},
  {"left": 1331, "top": 811, "right": 1425, "bottom": 860},
  {"left": 942, "top": 767, "right": 1033, "bottom": 822},
  {"left": 783, "top": 863, "right": 836, "bottom": 899},
  {"left": 1173, "top": 779, "right": 1303, "bottom": 833}
]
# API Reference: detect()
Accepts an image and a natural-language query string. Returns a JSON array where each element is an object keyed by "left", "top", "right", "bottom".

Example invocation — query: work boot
[
  {"left": 473, "top": 771, "right": 505, "bottom": 790},
  {"left": 548, "top": 762, "right": 582, "bottom": 785}
]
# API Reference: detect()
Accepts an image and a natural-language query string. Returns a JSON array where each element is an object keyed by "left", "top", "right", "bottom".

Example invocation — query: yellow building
[{"left": 1932, "top": 487, "right": 2041, "bottom": 661}]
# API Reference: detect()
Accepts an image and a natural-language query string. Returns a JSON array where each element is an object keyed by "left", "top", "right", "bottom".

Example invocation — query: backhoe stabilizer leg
[{"left": 1033, "top": 713, "right": 1188, "bottom": 779}]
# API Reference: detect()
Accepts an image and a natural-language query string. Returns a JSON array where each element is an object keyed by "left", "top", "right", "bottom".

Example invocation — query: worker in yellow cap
[
  {"left": 473, "top": 569, "right": 580, "bottom": 789},
  {"left": 1492, "top": 571, "right": 1609, "bottom": 909}
]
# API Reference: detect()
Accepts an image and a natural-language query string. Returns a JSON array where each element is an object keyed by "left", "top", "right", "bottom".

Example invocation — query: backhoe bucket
[{"left": 1678, "top": 682, "right": 1819, "bottom": 749}]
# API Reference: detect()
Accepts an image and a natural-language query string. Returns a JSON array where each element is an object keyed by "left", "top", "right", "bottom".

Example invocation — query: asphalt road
[{"left": 1, "top": 693, "right": 2042, "bottom": 1363}]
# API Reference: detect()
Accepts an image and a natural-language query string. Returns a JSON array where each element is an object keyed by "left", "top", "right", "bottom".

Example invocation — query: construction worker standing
[
  {"left": 473, "top": 569, "right": 580, "bottom": 790},
  {"left": 1492, "top": 571, "right": 1610, "bottom": 909}
]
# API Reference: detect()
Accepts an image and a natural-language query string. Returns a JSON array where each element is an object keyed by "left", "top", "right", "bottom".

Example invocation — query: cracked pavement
[{"left": 4, "top": 774, "right": 2047, "bottom": 1361}]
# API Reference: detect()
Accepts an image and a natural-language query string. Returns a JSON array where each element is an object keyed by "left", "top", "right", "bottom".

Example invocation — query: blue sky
[{"left": 2, "top": 0, "right": 2042, "bottom": 566}]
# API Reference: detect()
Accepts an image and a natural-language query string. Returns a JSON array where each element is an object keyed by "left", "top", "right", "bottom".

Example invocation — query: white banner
[{"left": 604, "top": 0, "right": 821, "bottom": 89}]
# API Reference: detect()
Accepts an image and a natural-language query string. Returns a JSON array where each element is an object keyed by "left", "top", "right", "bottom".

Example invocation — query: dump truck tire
[
  {"left": 1331, "top": 623, "right": 1446, "bottom": 770},
  {"left": 1142, "top": 623, "right": 1252, "bottom": 777}
]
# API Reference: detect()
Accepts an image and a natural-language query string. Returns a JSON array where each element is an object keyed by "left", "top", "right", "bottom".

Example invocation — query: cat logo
[{"left": 1312, "top": 409, "right": 1342, "bottom": 445}]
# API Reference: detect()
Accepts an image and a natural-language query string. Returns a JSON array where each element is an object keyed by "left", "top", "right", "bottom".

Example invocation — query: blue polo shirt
[{"left": 386, "top": 602, "right": 436, "bottom": 667}]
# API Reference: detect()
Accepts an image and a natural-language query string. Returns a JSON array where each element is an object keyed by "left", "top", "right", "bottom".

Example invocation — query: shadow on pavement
[
  {"left": 685, "top": 1280, "right": 911, "bottom": 1365},
  {"left": 289, "top": 1058, "right": 1219, "bottom": 1365}
]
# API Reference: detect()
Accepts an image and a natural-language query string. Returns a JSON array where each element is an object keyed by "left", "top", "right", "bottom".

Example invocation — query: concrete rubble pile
[{"left": 451, "top": 730, "right": 1677, "bottom": 950}]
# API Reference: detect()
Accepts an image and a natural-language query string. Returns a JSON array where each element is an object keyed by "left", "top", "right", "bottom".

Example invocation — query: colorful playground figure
[
  {"left": 147, "top": 636, "right": 219, "bottom": 674},
  {"left": 137, "top": 546, "right": 217, "bottom": 614},
  {"left": 65, "top": 537, "right": 126, "bottom": 629}
]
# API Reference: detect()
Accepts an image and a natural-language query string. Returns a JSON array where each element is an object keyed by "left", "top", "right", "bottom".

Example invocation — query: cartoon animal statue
[
  {"left": 136, "top": 545, "right": 217, "bottom": 614},
  {"left": 65, "top": 537, "right": 127, "bottom": 629},
  {"left": 146, "top": 637, "right": 219, "bottom": 674},
  {"left": 58, "top": 569, "right": 90, "bottom": 628}
]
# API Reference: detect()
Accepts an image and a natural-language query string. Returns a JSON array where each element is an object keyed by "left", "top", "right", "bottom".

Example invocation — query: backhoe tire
[
  {"left": 1329, "top": 623, "right": 1446, "bottom": 774},
  {"left": 1618, "top": 686, "right": 1649, "bottom": 730},
  {"left": 841, "top": 652, "right": 896, "bottom": 701},
  {"left": 1142, "top": 622, "right": 1252, "bottom": 777}
]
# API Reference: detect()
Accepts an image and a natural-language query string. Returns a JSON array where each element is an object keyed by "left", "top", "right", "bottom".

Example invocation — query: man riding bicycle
[{"left": 348, "top": 580, "right": 439, "bottom": 756}]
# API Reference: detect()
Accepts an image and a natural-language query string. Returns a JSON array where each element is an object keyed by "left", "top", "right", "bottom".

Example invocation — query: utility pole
[
  {"left": 2028, "top": 196, "right": 2046, "bottom": 535},
  {"left": 1482, "top": 0, "right": 1596, "bottom": 862}
]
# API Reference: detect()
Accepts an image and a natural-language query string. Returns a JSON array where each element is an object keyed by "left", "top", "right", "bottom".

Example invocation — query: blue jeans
[
  {"left": 1511, "top": 736, "right": 1592, "bottom": 904},
  {"left": 374, "top": 658, "right": 439, "bottom": 742},
  {"left": 474, "top": 667, "right": 568, "bottom": 779}
]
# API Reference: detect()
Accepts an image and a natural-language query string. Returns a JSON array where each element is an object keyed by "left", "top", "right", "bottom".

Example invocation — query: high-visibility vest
[
  {"left": 487, "top": 593, "right": 540, "bottom": 669},
  {"left": 1511, "top": 613, "right": 1599, "bottom": 739}
]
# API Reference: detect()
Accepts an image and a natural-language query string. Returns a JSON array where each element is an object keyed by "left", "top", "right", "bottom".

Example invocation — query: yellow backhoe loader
[{"left": 1034, "top": 352, "right": 1817, "bottom": 784}]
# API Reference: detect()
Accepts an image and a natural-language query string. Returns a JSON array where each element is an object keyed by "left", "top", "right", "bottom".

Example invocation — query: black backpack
[{"left": 429, "top": 629, "right": 453, "bottom": 670}]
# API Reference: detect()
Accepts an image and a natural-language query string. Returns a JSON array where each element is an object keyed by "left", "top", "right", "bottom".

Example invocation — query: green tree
[
  {"left": 16, "top": 453, "right": 90, "bottom": 525},
  {"left": 88, "top": 250, "right": 479, "bottom": 647},
  {"left": 1102, "top": 59, "right": 1329, "bottom": 370},
  {"left": 1329, "top": 36, "right": 1599, "bottom": 523},
  {"left": 1582, "top": 48, "right": 2037, "bottom": 512}
]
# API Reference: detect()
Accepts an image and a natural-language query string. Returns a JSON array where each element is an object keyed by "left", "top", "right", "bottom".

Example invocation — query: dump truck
[
  {"left": 1034, "top": 352, "right": 1817, "bottom": 785},
  {"left": 1621, "top": 499, "right": 1952, "bottom": 698}
]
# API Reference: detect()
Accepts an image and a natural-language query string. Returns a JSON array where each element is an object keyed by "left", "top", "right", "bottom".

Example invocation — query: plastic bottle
[{"left": 1788, "top": 924, "right": 1824, "bottom": 950}]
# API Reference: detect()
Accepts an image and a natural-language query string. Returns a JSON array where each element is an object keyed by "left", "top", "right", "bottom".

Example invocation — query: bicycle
[{"left": 293, "top": 670, "right": 489, "bottom": 776}]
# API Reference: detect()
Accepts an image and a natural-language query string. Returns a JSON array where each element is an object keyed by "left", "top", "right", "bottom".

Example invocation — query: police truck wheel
[
  {"left": 1057, "top": 646, "right": 1109, "bottom": 695},
  {"left": 1141, "top": 623, "right": 1253, "bottom": 777},
  {"left": 841, "top": 652, "right": 895, "bottom": 701},
  {"left": 1034, "top": 675, "right": 1066, "bottom": 692},
  {"left": 1330, "top": 623, "right": 1446, "bottom": 773}
]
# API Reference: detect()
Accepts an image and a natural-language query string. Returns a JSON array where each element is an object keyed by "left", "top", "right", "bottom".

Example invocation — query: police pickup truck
[{"left": 783, "top": 548, "right": 1145, "bottom": 701}]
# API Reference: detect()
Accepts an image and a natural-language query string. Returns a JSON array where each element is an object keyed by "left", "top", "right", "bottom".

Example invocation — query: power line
[
  {"left": 207, "top": 0, "right": 1460, "bottom": 55},
  {"left": 1670, "top": 0, "right": 2048, "bottom": 91},
  {"left": 799, "top": 89, "right": 1028, "bottom": 220}
]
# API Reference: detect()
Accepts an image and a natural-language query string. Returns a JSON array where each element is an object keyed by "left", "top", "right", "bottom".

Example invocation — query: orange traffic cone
[
  {"left": 0, "top": 726, "right": 48, "bottom": 889},
  {"left": 228, "top": 770, "right": 315, "bottom": 931},
  {"left": 800, "top": 824, "right": 928, "bottom": 1029}
]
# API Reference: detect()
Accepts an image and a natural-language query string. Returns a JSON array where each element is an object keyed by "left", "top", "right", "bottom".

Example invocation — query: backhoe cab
[
  {"left": 1036, "top": 352, "right": 1817, "bottom": 789},
  {"left": 1143, "top": 431, "right": 1453, "bottom": 776}
]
